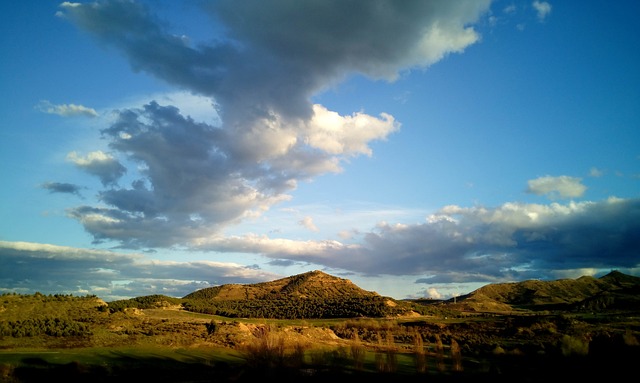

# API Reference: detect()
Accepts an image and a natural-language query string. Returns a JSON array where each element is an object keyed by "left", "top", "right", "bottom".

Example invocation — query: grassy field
[{"left": 2, "top": 293, "right": 639, "bottom": 382}]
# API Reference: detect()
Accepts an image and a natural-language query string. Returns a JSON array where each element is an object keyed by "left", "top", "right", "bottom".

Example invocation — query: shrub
[{"left": 560, "top": 334, "right": 589, "bottom": 356}]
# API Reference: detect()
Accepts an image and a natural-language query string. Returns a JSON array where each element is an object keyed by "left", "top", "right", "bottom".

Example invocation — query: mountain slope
[
  {"left": 183, "top": 270, "right": 380, "bottom": 301},
  {"left": 181, "top": 270, "right": 408, "bottom": 319},
  {"left": 452, "top": 270, "right": 640, "bottom": 312}
]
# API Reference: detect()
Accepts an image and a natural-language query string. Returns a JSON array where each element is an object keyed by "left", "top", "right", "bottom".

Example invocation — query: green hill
[
  {"left": 181, "top": 270, "right": 414, "bottom": 319},
  {"left": 447, "top": 270, "right": 640, "bottom": 312}
]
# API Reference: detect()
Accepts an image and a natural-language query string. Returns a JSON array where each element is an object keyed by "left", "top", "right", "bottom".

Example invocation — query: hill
[
  {"left": 113, "top": 270, "right": 640, "bottom": 318},
  {"left": 444, "top": 270, "right": 640, "bottom": 313},
  {"left": 2, "top": 271, "right": 640, "bottom": 382},
  {"left": 180, "top": 270, "right": 414, "bottom": 319},
  {"left": 183, "top": 270, "right": 380, "bottom": 301}
]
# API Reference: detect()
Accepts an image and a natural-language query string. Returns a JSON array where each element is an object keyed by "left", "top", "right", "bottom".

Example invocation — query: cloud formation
[
  {"left": 195, "top": 197, "right": 640, "bottom": 284},
  {"left": 3, "top": 196, "right": 638, "bottom": 299},
  {"left": 57, "top": 0, "right": 489, "bottom": 249},
  {"left": 36, "top": 100, "right": 98, "bottom": 117},
  {"left": 66, "top": 151, "right": 126, "bottom": 187},
  {"left": 532, "top": 1, "right": 552, "bottom": 22},
  {"left": 0, "top": 241, "right": 279, "bottom": 301},
  {"left": 526, "top": 175, "right": 587, "bottom": 199},
  {"left": 41, "top": 182, "right": 85, "bottom": 197}
]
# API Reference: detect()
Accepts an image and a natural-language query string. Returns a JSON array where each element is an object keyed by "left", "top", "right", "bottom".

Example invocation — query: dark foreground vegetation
[{"left": 2, "top": 271, "right": 640, "bottom": 382}]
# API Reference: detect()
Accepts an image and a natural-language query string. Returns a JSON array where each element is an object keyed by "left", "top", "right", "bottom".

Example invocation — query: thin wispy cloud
[
  {"left": 36, "top": 100, "right": 98, "bottom": 117},
  {"left": 40, "top": 182, "right": 85, "bottom": 197},
  {"left": 299, "top": 216, "right": 319, "bottom": 232}
]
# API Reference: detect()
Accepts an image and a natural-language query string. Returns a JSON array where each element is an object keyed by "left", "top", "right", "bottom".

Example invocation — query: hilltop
[
  {"left": 441, "top": 270, "right": 640, "bottom": 313},
  {"left": 184, "top": 270, "right": 380, "bottom": 301},
  {"left": 98, "top": 269, "right": 640, "bottom": 318},
  {"left": 179, "top": 270, "right": 412, "bottom": 319}
]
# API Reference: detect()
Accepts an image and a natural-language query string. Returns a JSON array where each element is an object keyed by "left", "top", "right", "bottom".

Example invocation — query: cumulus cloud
[
  {"left": 3, "top": 197, "right": 639, "bottom": 299},
  {"left": 526, "top": 175, "right": 587, "bottom": 199},
  {"left": 195, "top": 197, "right": 640, "bottom": 285},
  {"left": 36, "top": 100, "right": 98, "bottom": 117},
  {"left": 532, "top": 1, "right": 552, "bottom": 22},
  {"left": 57, "top": 0, "right": 488, "bottom": 249},
  {"left": 0, "top": 241, "right": 279, "bottom": 301},
  {"left": 66, "top": 151, "right": 126, "bottom": 186},
  {"left": 59, "top": 0, "right": 489, "bottom": 120}
]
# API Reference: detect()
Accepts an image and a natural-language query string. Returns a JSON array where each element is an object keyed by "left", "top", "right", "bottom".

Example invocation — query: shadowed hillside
[{"left": 442, "top": 270, "right": 640, "bottom": 313}]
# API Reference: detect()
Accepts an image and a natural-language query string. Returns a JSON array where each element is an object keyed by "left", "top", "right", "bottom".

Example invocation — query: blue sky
[{"left": 1, "top": 0, "right": 639, "bottom": 301}]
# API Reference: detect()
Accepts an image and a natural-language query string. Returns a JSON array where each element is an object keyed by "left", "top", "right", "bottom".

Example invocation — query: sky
[{"left": 1, "top": 0, "right": 639, "bottom": 302}]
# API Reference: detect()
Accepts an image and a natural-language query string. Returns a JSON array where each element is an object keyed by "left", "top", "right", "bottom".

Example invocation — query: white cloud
[
  {"left": 425, "top": 287, "right": 443, "bottom": 299},
  {"left": 526, "top": 175, "right": 587, "bottom": 199},
  {"left": 589, "top": 167, "right": 604, "bottom": 177},
  {"left": 299, "top": 216, "right": 319, "bottom": 232},
  {"left": 66, "top": 150, "right": 126, "bottom": 186},
  {"left": 532, "top": 1, "right": 552, "bottom": 22},
  {"left": 36, "top": 100, "right": 98, "bottom": 117},
  {"left": 306, "top": 105, "right": 399, "bottom": 156}
]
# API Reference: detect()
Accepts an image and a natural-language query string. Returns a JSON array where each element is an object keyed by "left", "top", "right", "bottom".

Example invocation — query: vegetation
[
  {"left": 106, "top": 294, "right": 183, "bottom": 313},
  {"left": 1, "top": 271, "right": 639, "bottom": 381},
  {"left": 183, "top": 296, "right": 411, "bottom": 319}
]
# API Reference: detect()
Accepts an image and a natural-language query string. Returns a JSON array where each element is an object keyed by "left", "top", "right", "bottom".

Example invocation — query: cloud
[
  {"left": 195, "top": 197, "right": 640, "bottom": 285},
  {"left": 66, "top": 151, "right": 126, "bottom": 187},
  {"left": 306, "top": 105, "right": 399, "bottom": 156},
  {"left": 0, "top": 241, "right": 279, "bottom": 301},
  {"left": 40, "top": 182, "right": 84, "bottom": 197},
  {"left": 36, "top": 100, "right": 98, "bottom": 117},
  {"left": 299, "top": 216, "right": 319, "bottom": 232},
  {"left": 532, "top": 1, "right": 552, "bottom": 22},
  {"left": 55, "top": 0, "right": 491, "bottom": 250},
  {"left": 59, "top": 1, "right": 490, "bottom": 120},
  {"left": 526, "top": 175, "right": 587, "bottom": 199},
  {"left": 3, "top": 197, "right": 639, "bottom": 299},
  {"left": 70, "top": 101, "right": 382, "bottom": 248}
]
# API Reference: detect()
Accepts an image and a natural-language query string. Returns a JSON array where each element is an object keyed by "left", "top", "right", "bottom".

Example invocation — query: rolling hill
[
  {"left": 183, "top": 270, "right": 381, "bottom": 301},
  {"left": 180, "top": 270, "right": 413, "bottom": 319},
  {"left": 442, "top": 270, "right": 640, "bottom": 313},
  {"left": 110, "top": 269, "right": 640, "bottom": 317},
  {"left": 2, "top": 270, "right": 640, "bottom": 382}
]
